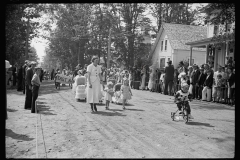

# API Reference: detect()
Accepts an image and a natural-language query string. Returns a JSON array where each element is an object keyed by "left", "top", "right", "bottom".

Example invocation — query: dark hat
[
  {"left": 167, "top": 60, "right": 172, "bottom": 64},
  {"left": 35, "top": 67, "right": 41, "bottom": 70},
  {"left": 193, "top": 64, "right": 198, "bottom": 67},
  {"left": 179, "top": 61, "right": 184, "bottom": 65}
]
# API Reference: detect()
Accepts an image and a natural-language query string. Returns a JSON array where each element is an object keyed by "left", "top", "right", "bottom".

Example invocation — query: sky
[{"left": 31, "top": 3, "right": 207, "bottom": 63}]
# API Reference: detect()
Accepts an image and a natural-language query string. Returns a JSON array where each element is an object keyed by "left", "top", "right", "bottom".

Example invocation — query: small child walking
[
  {"left": 120, "top": 79, "right": 133, "bottom": 110},
  {"left": 104, "top": 82, "right": 114, "bottom": 110}
]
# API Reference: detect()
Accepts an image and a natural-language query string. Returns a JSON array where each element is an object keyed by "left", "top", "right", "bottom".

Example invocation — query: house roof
[
  {"left": 149, "top": 23, "right": 207, "bottom": 60},
  {"left": 163, "top": 23, "right": 207, "bottom": 51}
]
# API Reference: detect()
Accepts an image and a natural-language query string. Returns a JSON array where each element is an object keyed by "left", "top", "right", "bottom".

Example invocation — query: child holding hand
[
  {"left": 120, "top": 79, "right": 133, "bottom": 110},
  {"left": 104, "top": 82, "right": 114, "bottom": 110}
]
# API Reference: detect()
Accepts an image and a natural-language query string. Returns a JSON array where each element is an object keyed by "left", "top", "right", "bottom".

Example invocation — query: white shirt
[{"left": 87, "top": 63, "right": 101, "bottom": 84}]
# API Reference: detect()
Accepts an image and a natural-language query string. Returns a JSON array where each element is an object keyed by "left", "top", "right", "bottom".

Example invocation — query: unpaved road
[{"left": 6, "top": 80, "right": 235, "bottom": 158}]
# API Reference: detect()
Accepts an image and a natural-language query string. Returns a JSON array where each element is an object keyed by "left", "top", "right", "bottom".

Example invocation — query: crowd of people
[{"left": 6, "top": 55, "right": 235, "bottom": 116}]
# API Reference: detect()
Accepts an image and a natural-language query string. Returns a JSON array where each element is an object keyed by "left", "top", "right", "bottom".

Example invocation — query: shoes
[
  {"left": 123, "top": 106, "right": 126, "bottom": 110},
  {"left": 188, "top": 114, "right": 194, "bottom": 119},
  {"left": 91, "top": 106, "right": 94, "bottom": 112}
]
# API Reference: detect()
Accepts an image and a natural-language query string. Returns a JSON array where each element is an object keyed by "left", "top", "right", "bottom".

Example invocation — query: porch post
[
  {"left": 225, "top": 41, "right": 229, "bottom": 65},
  {"left": 205, "top": 44, "right": 209, "bottom": 64},
  {"left": 214, "top": 47, "right": 218, "bottom": 71},
  {"left": 190, "top": 47, "right": 193, "bottom": 66}
]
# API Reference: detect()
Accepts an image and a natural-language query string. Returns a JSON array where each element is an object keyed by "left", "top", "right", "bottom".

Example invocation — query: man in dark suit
[
  {"left": 24, "top": 61, "right": 36, "bottom": 109},
  {"left": 164, "top": 60, "right": 174, "bottom": 95},
  {"left": 22, "top": 60, "right": 29, "bottom": 94},
  {"left": 196, "top": 67, "right": 206, "bottom": 100},
  {"left": 191, "top": 64, "right": 200, "bottom": 99}
]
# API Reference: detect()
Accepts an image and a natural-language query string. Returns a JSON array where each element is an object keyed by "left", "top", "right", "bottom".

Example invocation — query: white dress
[{"left": 86, "top": 63, "right": 102, "bottom": 103}]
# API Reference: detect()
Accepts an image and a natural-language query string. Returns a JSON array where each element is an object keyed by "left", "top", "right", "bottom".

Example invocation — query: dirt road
[{"left": 6, "top": 80, "right": 235, "bottom": 158}]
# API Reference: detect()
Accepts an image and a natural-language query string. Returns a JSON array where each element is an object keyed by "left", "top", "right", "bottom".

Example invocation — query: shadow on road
[
  {"left": 5, "top": 129, "right": 34, "bottom": 141},
  {"left": 125, "top": 108, "right": 144, "bottom": 111},
  {"left": 186, "top": 121, "right": 214, "bottom": 127},
  {"left": 7, "top": 108, "right": 18, "bottom": 112},
  {"left": 37, "top": 104, "right": 57, "bottom": 116},
  {"left": 192, "top": 104, "right": 235, "bottom": 111},
  {"left": 93, "top": 111, "right": 126, "bottom": 116}
]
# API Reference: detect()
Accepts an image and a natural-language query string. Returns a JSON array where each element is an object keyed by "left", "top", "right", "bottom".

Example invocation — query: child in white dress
[
  {"left": 120, "top": 79, "right": 133, "bottom": 110},
  {"left": 104, "top": 82, "right": 114, "bottom": 110}
]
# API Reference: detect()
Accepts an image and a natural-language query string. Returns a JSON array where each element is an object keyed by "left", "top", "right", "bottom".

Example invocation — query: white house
[{"left": 149, "top": 23, "right": 207, "bottom": 70}]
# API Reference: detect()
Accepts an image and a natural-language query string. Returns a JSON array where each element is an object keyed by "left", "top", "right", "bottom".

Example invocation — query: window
[
  {"left": 165, "top": 40, "right": 167, "bottom": 51},
  {"left": 160, "top": 57, "right": 165, "bottom": 69},
  {"left": 161, "top": 41, "right": 164, "bottom": 51}
]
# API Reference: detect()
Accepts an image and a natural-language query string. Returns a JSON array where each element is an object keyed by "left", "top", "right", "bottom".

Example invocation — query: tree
[
  {"left": 203, "top": 3, "right": 235, "bottom": 44},
  {"left": 6, "top": 4, "right": 43, "bottom": 65}
]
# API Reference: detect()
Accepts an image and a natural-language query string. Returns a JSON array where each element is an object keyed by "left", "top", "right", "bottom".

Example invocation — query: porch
[{"left": 185, "top": 37, "right": 235, "bottom": 71}]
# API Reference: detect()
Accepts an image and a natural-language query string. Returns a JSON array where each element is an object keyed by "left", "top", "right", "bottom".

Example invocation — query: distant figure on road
[
  {"left": 86, "top": 56, "right": 103, "bottom": 112},
  {"left": 164, "top": 60, "right": 174, "bottom": 95}
]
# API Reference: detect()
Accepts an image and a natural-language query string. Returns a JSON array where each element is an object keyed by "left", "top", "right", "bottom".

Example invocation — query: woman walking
[{"left": 86, "top": 56, "right": 103, "bottom": 112}]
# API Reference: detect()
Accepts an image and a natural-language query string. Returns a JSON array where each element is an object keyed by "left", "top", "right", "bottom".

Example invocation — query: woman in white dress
[{"left": 86, "top": 56, "right": 103, "bottom": 112}]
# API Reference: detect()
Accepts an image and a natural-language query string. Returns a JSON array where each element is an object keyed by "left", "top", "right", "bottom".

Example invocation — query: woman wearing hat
[
  {"left": 31, "top": 67, "right": 41, "bottom": 113},
  {"left": 86, "top": 56, "right": 103, "bottom": 112}
]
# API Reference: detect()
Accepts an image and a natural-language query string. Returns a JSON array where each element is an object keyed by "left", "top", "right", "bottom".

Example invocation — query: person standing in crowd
[
  {"left": 51, "top": 69, "right": 55, "bottom": 80},
  {"left": 178, "top": 61, "right": 187, "bottom": 74},
  {"left": 196, "top": 67, "right": 206, "bottom": 100},
  {"left": 227, "top": 67, "right": 235, "bottom": 106},
  {"left": 191, "top": 64, "right": 200, "bottom": 99},
  {"left": 101, "top": 64, "right": 107, "bottom": 89},
  {"left": 39, "top": 68, "right": 44, "bottom": 82},
  {"left": 22, "top": 60, "right": 29, "bottom": 94},
  {"left": 187, "top": 66, "right": 193, "bottom": 94},
  {"left": 17, "top": 63, "right": 23, "bottom": 91},
  {"left": 145, "top": 66, "right": 150, "bottom": 90},
  {"left": 221, "top": 66, "right": 229, "bottom": 104},
  {"left": 24, "top": 61, "right": 36, "bottom": 109},
  {"left": 159, "top": 69, "right": 165, "bottom": 94},
  {"left": 31, "top": 67, "right": 41, "bottom": 113},
  {"left": 155, "top": 68, "right": 161, "bottom": 93},
  {"left": 173, "top": 69, "right": 179, "bottom": 94},
  {"left": 164, "top": 60, "right": 174, "bottom": 95},
  {"left": 86, "top": 56, "right": 103, "bottom": 112},
  {"left": 215, "top": 74, "right": 224, "bottom": 103},
  {"left": 212, "top": 65, "right": 223, "bottom": 102},
  {"left": 140, "top": 65, "right": 147, "bottom": 90},
  {"left": 202, "top": 69, "right": 213, "bottom": 102},
  {"left": 148, "top": 68, "right": 155, "bottom": 92},
  {"left": 12, "top": 63, "right": 17, "bottom": 87}
]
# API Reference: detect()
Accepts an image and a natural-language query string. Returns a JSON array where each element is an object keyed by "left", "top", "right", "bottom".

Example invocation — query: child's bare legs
[
  {"left": 105, "top": 100, "right": 109, "bottom": 109},
  {"left": 122, "top": 99, "right": 126, "bottom": 109}
]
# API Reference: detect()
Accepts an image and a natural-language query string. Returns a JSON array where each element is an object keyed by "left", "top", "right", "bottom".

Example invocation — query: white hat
[{"left": 5, "top": 60, "right": 11, "bottom": 68}]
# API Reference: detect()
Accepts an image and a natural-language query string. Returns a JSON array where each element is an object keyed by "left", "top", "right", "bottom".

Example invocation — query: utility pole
[
  {"left": 107, "top": 28, "right": 112, "bottom": 69},
  {"left": 25, "top": 17, "right": 30, "bottom": 61}
]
